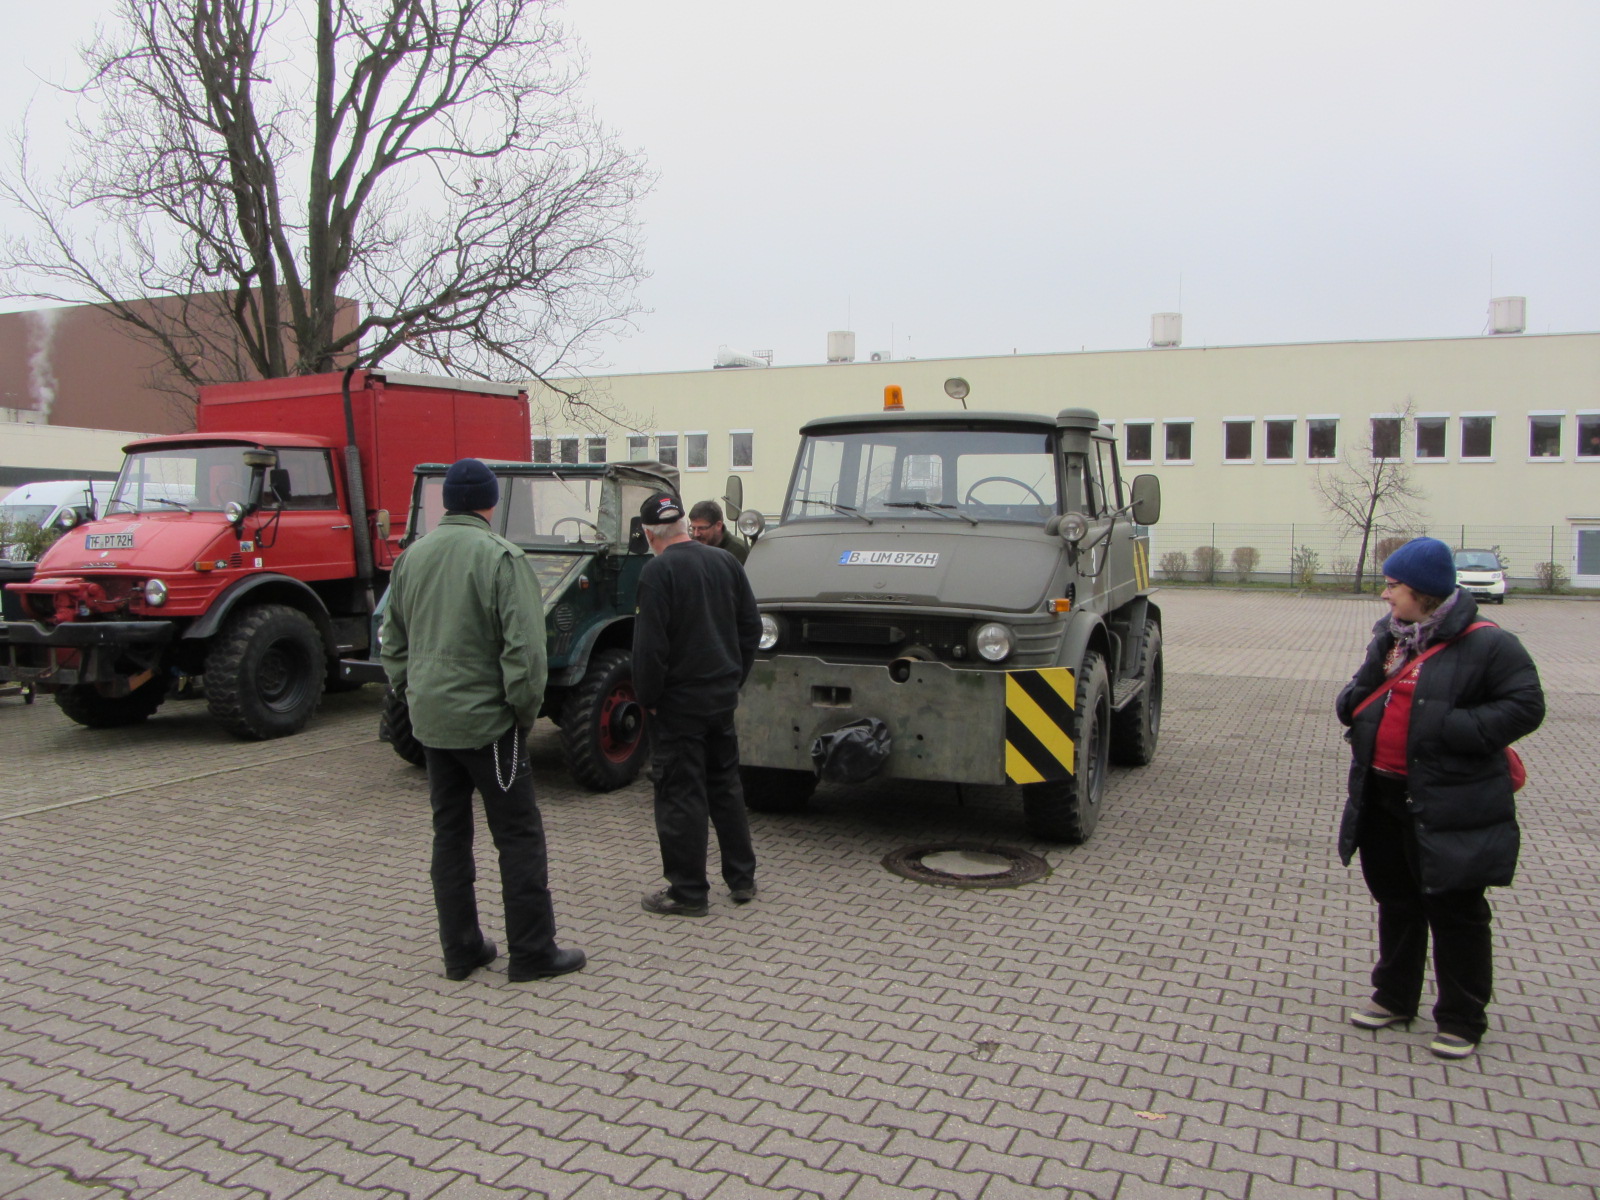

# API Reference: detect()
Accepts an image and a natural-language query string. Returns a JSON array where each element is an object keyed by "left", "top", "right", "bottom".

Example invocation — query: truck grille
[{"left": 785, "top": 611, "right": 1062, "bottom": 668}]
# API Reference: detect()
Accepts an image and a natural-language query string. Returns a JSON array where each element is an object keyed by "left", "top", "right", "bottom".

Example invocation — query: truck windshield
[
  {"left": 109, "top": 447, "right": 250, "bottom": 513},
  {"left": 412, "top": 472, "right": 607, "bottom": 544},
  {"left": 783, "top": 428, "right": 1057, "bottom": 524}
]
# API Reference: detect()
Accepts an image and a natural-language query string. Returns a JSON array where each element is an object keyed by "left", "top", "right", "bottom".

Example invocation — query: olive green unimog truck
[{"left": 733, "top": 394, "right": 1163, "bottom": 843}]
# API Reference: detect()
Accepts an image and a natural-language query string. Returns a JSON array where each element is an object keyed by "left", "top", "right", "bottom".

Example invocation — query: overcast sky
[{"left": 5, "top": 1, "right": 1598, "bottom": 375}]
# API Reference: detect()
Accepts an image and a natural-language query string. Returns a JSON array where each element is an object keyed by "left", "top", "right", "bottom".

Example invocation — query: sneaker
[
  {"left": 1348, "top": 1001, "right": 1411, "bottom": 1030},
  {"left": 730, "top": 884, "right": 757, "bottom": 905},
  {"left": 1429, "top": 1033, "right": 1477, "bottom": 1060},
  {"left": 444, "top": 939, "right": 498, "bottom": 981},
  {"left": 508, "top": 947, "right": 587, "bottom": 982},
  {"left": 642, "top": 889, "right": 709, "bottom": 917}
]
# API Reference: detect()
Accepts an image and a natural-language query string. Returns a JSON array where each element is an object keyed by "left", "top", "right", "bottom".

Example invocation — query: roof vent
[
  {"left": 1489, "top": 296, "right": 1525, "bottom": 335},
  {"left": 1151, "top": 313, "right": 1182, "bottom": 348},
  {"left": 827, "top": 331, "right": 856, "bottom": 363}
]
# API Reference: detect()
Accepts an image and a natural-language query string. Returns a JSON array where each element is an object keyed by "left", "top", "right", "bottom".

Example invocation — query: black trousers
[
  {"left": 650, "top": 708, "right": 757, "bottom": 905},
  {"left": 1358, "top": 773, "right": 1494, "bottom": 1042},
  {"left": 424, "top": 727, "right": 559, "bottom": 973}
]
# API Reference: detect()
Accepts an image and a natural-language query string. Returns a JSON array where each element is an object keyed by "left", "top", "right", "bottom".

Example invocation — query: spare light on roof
[{"left": 884, "top": 385, "right": 904, "bottom": 411}]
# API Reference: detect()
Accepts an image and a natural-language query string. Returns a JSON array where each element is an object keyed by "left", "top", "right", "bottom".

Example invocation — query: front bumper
[
  {"left": 735, "top": 655, "right": 1079, "bottom": 786},
  {"left": 0, "top": 620, "right": 176, "bottom": 687},
  {"left": 1458, "top": 575, "right": 1507, "bottom": 598}
]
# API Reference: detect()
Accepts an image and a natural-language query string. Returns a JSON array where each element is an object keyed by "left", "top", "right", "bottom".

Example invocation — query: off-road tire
[
  {"left": 1022, "top": 651, "right": 1111, "bottom": 844},
  {"left": 560, "top": 648, "right": 649, "bottom": 792},
  {"left": 1110, "top": 619, "right": 1163, "bottom": 766},
  {"left": 740, "top": 765, "right": 819, "bottom": 814},
  {"left": 55, "top": 674, "right": 170, "bottom": 729},
  {"left": 379, "top": 687, "right": 426, "bottom": 767},
  {"left": 204, "top": 603, "right": 324, "bottom": 740}
]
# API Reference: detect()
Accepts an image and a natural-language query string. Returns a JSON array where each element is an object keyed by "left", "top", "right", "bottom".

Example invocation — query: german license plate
[
  {"left": 838, "top": 550, "right": 939, "bottom": 567},
  {"left": 86, "top": 532, "right": 135, "bottom": 550}
]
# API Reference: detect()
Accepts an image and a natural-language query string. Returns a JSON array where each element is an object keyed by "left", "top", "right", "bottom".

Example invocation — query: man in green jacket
[{"left": 382, "top": 458, "right": 585, "bottom": 983}]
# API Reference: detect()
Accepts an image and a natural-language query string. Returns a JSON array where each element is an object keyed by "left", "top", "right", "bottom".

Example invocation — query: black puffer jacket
[{"left": 1336, "top": 588, "right": 1545, "bottom": 892}]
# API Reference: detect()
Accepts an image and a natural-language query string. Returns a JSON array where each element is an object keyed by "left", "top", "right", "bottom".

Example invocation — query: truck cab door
[{"left": 259, "top": 449, "right": 357, "bottom": 581}]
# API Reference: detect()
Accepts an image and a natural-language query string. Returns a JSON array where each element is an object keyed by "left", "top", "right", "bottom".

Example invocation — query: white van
[{"left": 0, "top": 480, "right": 116, "bottom": 558}]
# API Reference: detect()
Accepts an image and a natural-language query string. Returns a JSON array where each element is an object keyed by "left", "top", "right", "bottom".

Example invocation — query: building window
[
  {"left": 1461, "top": 415, "right": 1494, "bottom": 459},
  {"left": 1370, "top": 417, "right": 1402, "bottom": 461},
  {"left": 1528, "top": 414, "right": 1563, "bottom": 458},
  {"left": 1163, "top": 421, "right": 1192, "bottom": 463},
  {"left": 656, "top": 433, "right": 678, "bottom": 467},
  {"left": 1264, "top": 418, "right": 1295, "bottom": 462},
  {"left": 1578, "top": 413, "right": 1600, "bottom": 459},
  {"left": 1124, "top": 422, "right": 1153, "bottom": 463},
  {"left": 586, "top": 436, "right": 608, "bottom": 464},
  {"left": 730, "top": 430, "right": 754, "bottom": 470},
  {"left": 1415, "top": 415, "right": 1447, "bottom": 459},
  {"left": 558, "top": 436, "right": 580, "bottom": 464},
  {"left": 1307, "top": 418, "right": 1338, "bottom": 460},
  {"left": 532, "top": 437, "right": 552, "bottom": 464},
  {"left": 1223, "top": 420, "right": 1253, "bottom": 462},
  {"left": 685, "top": 432, "right": 708, "bottom": 470},
  {"left": 627, "top": 434, "right": 649, "bottom": 461}
]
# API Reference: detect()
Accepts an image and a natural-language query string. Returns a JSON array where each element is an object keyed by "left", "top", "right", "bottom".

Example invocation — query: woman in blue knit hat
[{"left": 1334, "top": 536, "right": 1544, "bottom": 1059}]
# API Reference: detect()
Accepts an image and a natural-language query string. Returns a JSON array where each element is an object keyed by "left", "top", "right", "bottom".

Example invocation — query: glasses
[
  {"left": 690, "top": 523, "right": 717, "bottom": 535},
  {"left": 1381, "top": 580, "right": 1405, "bottom": 593}
]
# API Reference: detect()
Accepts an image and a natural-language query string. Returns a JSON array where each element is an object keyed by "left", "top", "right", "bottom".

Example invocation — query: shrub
[
  {"left": 1159, "top": 550, "right": 1189, "bottom": 581},
  {"left": 1231, "top": 546, "right": 1260, "bottom": 583},
  {"left": 1290, "top": 545, "right": 1320, "bottom": 587},
  {"left": 1330, "top": 556, "right": 1358, "bottom": 587},
  {"left": 1534, "top": 560, "right": 1569, "bottom": 593},
  {"left": 1193, "top": 545, "right": 1223, "bottom": 583}
]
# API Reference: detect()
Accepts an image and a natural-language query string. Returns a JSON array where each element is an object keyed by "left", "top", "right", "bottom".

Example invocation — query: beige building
[
  {"left": 0, "top": 420, "right": 147, "bottom": 499},
  {"left": 539, "top": 331, "right": 1600, "bottom": 587}
]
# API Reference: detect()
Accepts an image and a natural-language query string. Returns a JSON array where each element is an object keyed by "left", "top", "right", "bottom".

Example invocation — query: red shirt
[{"left": 1372, "top": 661, "right": 1422, "bottom": 775}]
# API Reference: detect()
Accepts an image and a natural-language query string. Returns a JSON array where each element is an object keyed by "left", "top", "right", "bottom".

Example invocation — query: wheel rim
[
  {"left": 258, "top": 638, "right": 315, "bottom": 712},
  {"left": 599, "top": 684, "right": 643, "bottom": 762},
  {"left": 1085, "top": 692, "right": 1110, "bottom": 808}
]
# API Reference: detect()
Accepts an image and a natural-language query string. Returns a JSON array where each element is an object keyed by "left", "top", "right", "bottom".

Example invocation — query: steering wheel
[
  {"left": 962, "top": 476, "right": 1048, "bottom": 507},
  {"left": 550, "top": 517, "right": 609, "bottom": 544}
]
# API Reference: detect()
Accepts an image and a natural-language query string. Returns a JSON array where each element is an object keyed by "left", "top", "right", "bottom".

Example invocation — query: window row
[
  {"left": 531, "top": 430, "right": 755, "bottom": 471},
  {"left": 1119, "top": 412, "right": 1600, "bottom": 465}
]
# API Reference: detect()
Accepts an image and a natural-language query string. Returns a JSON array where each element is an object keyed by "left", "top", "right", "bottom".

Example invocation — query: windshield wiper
[
  {"left": 883, "top": 501, "right": 978, "bottom": 526},
  {"left": 148, "top": 497, "right": 193, "bottom": 514},
  {"left": 795, "top": 498, "right": 873, "bottom": 525}
]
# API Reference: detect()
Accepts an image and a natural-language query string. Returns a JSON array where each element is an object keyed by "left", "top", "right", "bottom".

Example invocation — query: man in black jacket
[{"left": 633, "top": 493, "right": 762, "bottom": 916}]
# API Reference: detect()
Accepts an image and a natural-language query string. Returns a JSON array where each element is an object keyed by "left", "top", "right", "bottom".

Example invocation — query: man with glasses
[{"left": 688, "top": 500, "right": 749, "bottom": 565}]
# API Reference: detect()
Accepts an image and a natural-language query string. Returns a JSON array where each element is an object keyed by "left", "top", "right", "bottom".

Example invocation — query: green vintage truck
[
  {"left": 733, "top": 395, "right": 1163, "bottom": 843},
  {"left": 357, "top": 459, "right": 682, "bottom": 791}
]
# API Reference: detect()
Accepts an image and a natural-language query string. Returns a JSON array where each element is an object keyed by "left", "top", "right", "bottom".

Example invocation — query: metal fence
[{"left": 1147, "top": 523, "right": 1569, "bottom": 588}]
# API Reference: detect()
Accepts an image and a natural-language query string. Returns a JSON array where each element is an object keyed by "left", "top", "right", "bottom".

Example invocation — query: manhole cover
[{"left": 881, "top": 843, "right": 1051, "bottom": 889}]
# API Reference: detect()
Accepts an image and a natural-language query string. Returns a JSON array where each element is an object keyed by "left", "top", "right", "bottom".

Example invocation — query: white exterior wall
[
  {"left": 0, "top": 422, "right": 145, "bottom": 499},
  {"left": 533, "top": 332, "right": 1600, "bottom": 584}
]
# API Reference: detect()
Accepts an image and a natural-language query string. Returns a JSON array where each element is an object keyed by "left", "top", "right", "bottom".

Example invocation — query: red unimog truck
[{"left": 0, "top": 370, "right": 529, "bottom": 738}]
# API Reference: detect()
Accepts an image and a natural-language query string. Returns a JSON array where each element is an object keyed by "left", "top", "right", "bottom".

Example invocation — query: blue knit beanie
[
  {"left": 442, "top": 458, "right": 499, "bottom": 512},
  {"left": 1381, "top": 537, "right": 1456, "bottom": 599}
]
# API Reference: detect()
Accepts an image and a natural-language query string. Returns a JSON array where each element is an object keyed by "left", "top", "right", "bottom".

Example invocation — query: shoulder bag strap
[{"left": 1349, "top": 621, "right": 1499, "bottom": 719}]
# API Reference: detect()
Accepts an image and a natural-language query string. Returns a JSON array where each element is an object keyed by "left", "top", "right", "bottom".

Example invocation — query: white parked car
[{"left": 1454, "top": 548, "right": 1507, "bottom": 604}]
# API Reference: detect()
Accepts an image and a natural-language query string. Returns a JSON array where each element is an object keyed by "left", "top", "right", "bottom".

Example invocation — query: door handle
[{"left": 330, "top": 524, "right": 352, "bottom": 531}]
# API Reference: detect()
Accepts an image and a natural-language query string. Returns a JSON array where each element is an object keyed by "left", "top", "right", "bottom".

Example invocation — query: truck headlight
[
  {"left": 973, "top": 622, "right": 1014, "bottom": 662},
  {"left": 758, "top": 613, "right": 781, "bottom": 651},
  {"left": 144, "top": 578, "right": 169, "bottom": 606},
  {"left": 738, "top": 510, "right": 766, "bottom": 538}
]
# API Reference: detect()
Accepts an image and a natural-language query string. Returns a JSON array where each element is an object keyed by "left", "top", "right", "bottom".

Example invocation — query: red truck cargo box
[{"left": 195, "top": 370, "right": 530, "bottom": 524}]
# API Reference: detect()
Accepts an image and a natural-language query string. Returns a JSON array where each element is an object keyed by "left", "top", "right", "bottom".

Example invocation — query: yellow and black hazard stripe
[
  {"left": 1133, "top": 538, "right": 1151, "bottom": 590},
  {"left": 1004, "top": 667, "right": 1077, "bottom": 784}
]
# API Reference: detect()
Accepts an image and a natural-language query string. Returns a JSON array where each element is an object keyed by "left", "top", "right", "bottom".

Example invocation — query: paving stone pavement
[{"left": 0, "top": 590, "right": 1595, "bottom": 1200}]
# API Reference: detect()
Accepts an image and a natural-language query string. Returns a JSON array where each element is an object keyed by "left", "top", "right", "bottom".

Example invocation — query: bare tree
[
  {"left": 0, "top": 0, "right": 649, "bottom": 405},
  {"left": 1313, "top": 401, "right": 1426, "bottom": 593}
]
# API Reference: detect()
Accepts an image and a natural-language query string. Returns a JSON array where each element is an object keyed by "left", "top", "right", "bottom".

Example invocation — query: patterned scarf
[{"left": 1383, "top": 589, "right": 1461, "bottom": 677}]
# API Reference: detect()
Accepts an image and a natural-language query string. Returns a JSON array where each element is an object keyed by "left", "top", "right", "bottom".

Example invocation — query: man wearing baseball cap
[
  {"left": 382, "top": 458, "right": 585, "bottom": 982},
  {"left": 633, "top": 492, "right": 763, "bottom": 916}
]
